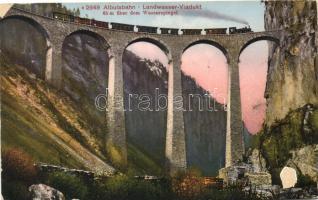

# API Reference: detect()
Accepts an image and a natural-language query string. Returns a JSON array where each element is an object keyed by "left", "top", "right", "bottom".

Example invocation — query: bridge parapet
[{"left": 9, "top": 6, "right": 283, "bottom": 36}]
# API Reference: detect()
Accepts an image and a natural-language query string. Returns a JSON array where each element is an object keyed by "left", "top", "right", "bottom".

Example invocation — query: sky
[
  {"left": 63, "top": 1, "right": 268, "bottom": 134},
  {"left": 0, "top": 4, "right": 12, "bottom": 16}
]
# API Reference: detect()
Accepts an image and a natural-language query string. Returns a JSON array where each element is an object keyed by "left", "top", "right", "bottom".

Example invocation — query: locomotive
[{"left": 229, "top": 26, "right": 252, "bottom": 34}]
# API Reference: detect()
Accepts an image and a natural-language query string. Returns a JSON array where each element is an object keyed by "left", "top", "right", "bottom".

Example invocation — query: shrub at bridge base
[
  {"left": 47, "top": 172, "right": 88, "bottom": 200},
  {"left": 1, "top": 148, "right": 39, "bottom": 200},
  {"left": 89, "top": 174, "right": 171, "bottom": 200},
  {"left": 106, "top": 142, "right": 127, "bottom": 170},
  {"left": 171, "top": 168, "right": 205, "bottom": 200},
  {"left": 2, "top": 147, "right": 39, "bottom": 183}
]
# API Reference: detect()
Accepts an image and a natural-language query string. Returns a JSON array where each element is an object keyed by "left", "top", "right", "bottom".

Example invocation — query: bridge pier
[
  {"left": 106, "top": 47, "right": 127, "bottom": 168},
  {"left": 165, "top": 53, "right": 187, "bottom": 175},
  {"left": 225, "top": 49, "right": 244, "bottom": 167},
  {"left": 45, "top": 41, "right": 63, "bottom": 88}
]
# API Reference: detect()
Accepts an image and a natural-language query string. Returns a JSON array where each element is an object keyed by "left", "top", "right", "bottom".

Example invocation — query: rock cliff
[
  {"left": 287, "top": 144, "right": 318, "bottom": 182},
  {"left": 62, "top": 31, "right": 109, "bottom": 149},
  {"left": 249, "top": 1, "right": 318, "bottom": 184},
  {"left": 264, "top": 0, "right": 318, "bottom": 125},
  {"left": 182, "top": 73, "right": 226, "bottom": 176},
  {"left": 123, "top": 50, "right": 168, "bottom": 165},
  {"left": 0, "top": 17, "right": 47, "bottom": 79}
]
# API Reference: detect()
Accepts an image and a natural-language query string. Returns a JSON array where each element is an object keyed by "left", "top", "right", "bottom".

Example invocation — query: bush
[
  {"left": 47, "top": 172, "right": 88, "bottom": 200},
  {"left": 172, "top": 168, "right": 204, "bottom": 200},
  {"left": 200, "top": 186, "right": 271, "bottom": 200},
  {"left": 89, "top": 175, "right": 170, "bottom": 200},
  {"left": 170, "top": 168, "right": 271, "bottom": 200},
  {"left": 46, "top": 171, "right": 271, "bottom": 200},
  {"left": 2, "top": 180, "right": 30, "bottom": 200},
  {"left": 296, "top": 174, "right": 316, "bottom": 187},
  {"left": 2, "top": 148, "right": 38, "bottom": 183}
]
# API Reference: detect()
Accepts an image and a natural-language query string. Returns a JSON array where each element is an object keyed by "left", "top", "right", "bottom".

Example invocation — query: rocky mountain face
[
  {"left": 258, "top": 104, "right": 318, "bottom": 183},
  {"left": 62, "top": 32, "right": 109, "bottom": 148},
  {"left": 288, "top": 144, "right": 318, "bottom": 182},
  {"left": 123, "top": 50, "right": 168, "bottom": 165},
  {"left": 182, "top": 74, "right": 226, "bottom": 176},
  {"left": 264, "top": 1, "right": 318, "bottom": 125},
  {"left": 0, "top": 18, "right": 47, "bottom": 79}
]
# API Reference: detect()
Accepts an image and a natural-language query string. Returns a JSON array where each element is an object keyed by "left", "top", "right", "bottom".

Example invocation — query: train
[
  {"left": 205, "top": 28, "right": 227, "bottom": 35},
  {"left": 111, "top": 22, "right": 134, "bottom": 31},
  {"left": 181, "top": 29, "right": 202, "bottom": 35},
  {"left": 52, "top": 11, "right": 253, "bottom": 35},
  {"left": 160, "top": 28, "right": 179, "bottom": 35},
  {"left": 53, "top": 12, "right": 109, "bottom": 28},
  {"left": 137, "top": 25, "right": 157, "bottom": 34}
]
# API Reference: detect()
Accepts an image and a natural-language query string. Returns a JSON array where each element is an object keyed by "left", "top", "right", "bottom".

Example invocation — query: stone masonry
[{"left": 1, "top": 7, "right": 282, "bottom": 174}]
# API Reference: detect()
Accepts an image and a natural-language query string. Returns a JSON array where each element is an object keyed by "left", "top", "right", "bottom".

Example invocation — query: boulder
[
  {"left": 218, "top": 164, "right": 252, "bottom": 185},
  {"left": 288, "top": 144, "right": 318, "bottom": 182},
  {"left": 29, "top": 184, "right": 65, "bottom": 200},
  {"left": 248, "top": 149, "right": 268, "bottom": 173},
  {"left": 243, "top": 185, "right": 279, "bottom": 198},
  {"left": 280, "top": 167, "right": 297, "bottom": 189},
  {"left": 279, "top": 187, "right": 317, "bottom": 199}
]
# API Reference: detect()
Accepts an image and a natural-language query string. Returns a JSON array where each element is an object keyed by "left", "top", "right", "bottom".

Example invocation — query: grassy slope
[
  {"left": 1, "top": 55, "right": 162, "bottom": 174},
  {"left": 1, "top": 89, "right": 83, "bottom": 168},
  {"left": 0, "top": 53, "right": 111, "bottom": 170},
  {"left": 1, "top": 57, "right": 112, "bottom": 171}
]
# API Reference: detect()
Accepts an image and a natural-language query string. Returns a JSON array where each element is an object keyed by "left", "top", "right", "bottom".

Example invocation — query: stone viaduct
[{"left": 2, "top": 7, "right": 282, "bottom": 174}]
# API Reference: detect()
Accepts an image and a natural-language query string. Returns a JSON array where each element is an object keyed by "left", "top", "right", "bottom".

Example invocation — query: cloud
[
  {"left": 149, "top": 15, "right": 225, "bottom": 29},
  {"left": 179, "top": 9, "right": 249, "bottom": 25}
]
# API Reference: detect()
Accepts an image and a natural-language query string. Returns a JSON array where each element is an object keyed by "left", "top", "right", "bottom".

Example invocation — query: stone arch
[
  {"left": 122, "top": 36, "right": 171, "bottom": 169},
  {"left": 61, "top": 29, "right": 111, "bottom": 94},
  {"left": 0, "top": 15, "right": 51, "bottom": 79},
  {"left": 181, "top": 40, "right": 228, "bottom": 175},
  {"left": 61, "top": 29, "right": 111, "bottom": 143},
  {"left": 1, "top": 15, "right": 50, "bottom": 39},
  {"left": 238, "top": 35, "right": 280, "bottom": 135},
  {"left": 239, "top": 35, "right": 280, "bottom": 58},
  {"left": 183, "top": 40, "right": 229, "bottom": 63},
  {"left": 124, "top": 36, "right": 172, "bottom": 60},
  {"left": 65, "top": 29, "right": 110, "bottom": 50}
]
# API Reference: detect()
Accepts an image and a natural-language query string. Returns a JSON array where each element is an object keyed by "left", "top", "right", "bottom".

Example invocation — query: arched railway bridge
[{"left": 1, "top": 7, "right": 283, "bottom": 174}]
